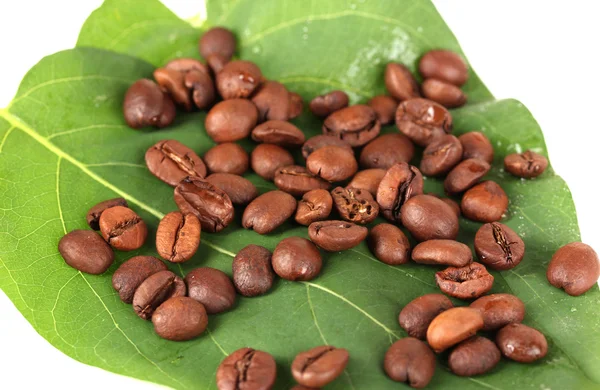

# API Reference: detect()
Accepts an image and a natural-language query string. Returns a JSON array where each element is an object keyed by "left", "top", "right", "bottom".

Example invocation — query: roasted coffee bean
[
  {"left": 435, "top": 262, "right": 494, "bottom": 299},
  {"left": 242, "top": 190, "right": 297, "bottom": 234},
  {"left": 174, "top": 176, "right": 234, "bottom": 233},
  {"left": 331, "top": 187, "right": 379, "bottom": 224},
  {"left": 154, "top": 65, "right": 212, "bottom": 111},
  {"left": 185, "top": 267, "right": 236, "bottom": 314},
  {"left": 412, "top": 240, "right": 472, "bottom": 267},
  {"left": 123, "top": 79, "right": 176, "bottom": 129},
  {"left": 474, "top": 222, "right": 525, "bottom": 271},
  {"left": 376, "top": 163, "right": 424, "bottom": 222},
  {"left": 359, "top": 133, "right": 415, "bottom": 170},
  {"left": 444, "top": 158, "right": 491, "bottom": 195},
  {"left": 203, "top": 143, "right": 249, "bottom": 175},
  {"left": 496, "top": 323, "right": 548, "bottom": 363},
  {"left": 431, "top": 195, "right": 461, "bottom": 217},
  {"left": 399, "top": 294, "right": 453, "bottom": 340},
  {"left": 251, "top": 81, "right": 290, "bottom": 121},
  {"left": 272, "top": 237, "right": 322, "bottom": 281},
  {"left": 288, "top": 92, "right": 304, "bottom": 119},
  {"left": 368, "top": 223, "right": 410, "bottom": 265},
  {"left": 401, "top": 195, "right": 458, "bottom": 242},
  {"left": 86, "top": 198, "right": 128, "bottom": 230},
  {"left": 112, "top": 256, "right": 167, "bottom": 303},
  {"left": 99, "top": 206, "right": 147, "bottom": 251},
  {"left": 347, "top": 168, "right": 386, "bottom": 197},
  {"left": 419, "top": 50, "right": 469, "bottom": 86},
  {"left": 216, "top": 348, "right": 277, "bottom": 390},
  {"left": 384, "top": 338, "right": 435, "bottom": 388},
  {"left": 448, "top": 336, "right": 501, "bottom": 376},
  {"left": 156, "top": 212, "right": 201, "bottom": 263},
  {"left": 458, "top": 131, "right": 494, "bottom": 164},
  {"left": 145, "top": 139, "right": 207, "bottom": 186},
  {"left": 368, "top": 95, "right": 398, "bottom": 125},
  {"left": 309, "top": 90, "right": 349, "bottom": 117},
  {"left": 132, "top": 270, "right": 186, "bottom": 320},
  {"left": 470, "top": 293, "right": 526, "bottom": 331},
  {"left": 295, "top": 189, "right": 333, "bottom": 226},
  {"left": 232, "top": 245, "right": 274, "bottom": 297},
  {"left": 308, "top": 220, "right": 368, "bottom": 252},
  {"left": 291, "top": 346, "right": 349, "bottom": 388},
  {"left": 384, "top": 63, "right": 421, "bottom": 101},
  {"left": 421, "top": 78, "right": 467, "bottom": 108},
  {"left": 205, "top": 99, "right": 258, "bottom": 143},
  {"left": 395, "top": 98, "right": 453, "bottom": 147},
  {"left": 274, "top": 165, "right": 331, "bottom": 196},
  {"left": 419, "top": 134, "right": 463, "bottom": 176},
  {"left": 301, "top": 135, "right": 352, "bottom": 159},
  {"left": 185, "top": 68, "right": 216, "bottom": 110},
  {"left": 306, "top": 146, "right": 358, "bottom": 182},
  {"left": 199, "top": 27, "right": 236, "bottom": 73},
  {"left": 504, "top": 150, "right": 549, "bottom": 178},
  {"left": 426, "top": 307, "right": 484, "bottom": 352},
  {"left": 251, "top": 120, "right": 306, "bottom": 147},
  {"left": 323, "top": 105, "right": 381, "bottom": 147},
  {"left": 251, "top": 144, "right": 295, "bottom": 181},
  {"left": 206, "top": 173, "right": 258, "bottom": 205},
  {"left": 58, "top": 230, "right": 114, "bottom": 274},
  {"left": 216, "top": 60, "right": 263, "bottom": 100},
  {"left": 461, "top": 181, "right": 508, "bottom": 222},
  {"left": 153, "top": 296, "right": 208, "bottom": 341},
  {"left": 547, "top": 242, "right": 600, "bottom": 296}
]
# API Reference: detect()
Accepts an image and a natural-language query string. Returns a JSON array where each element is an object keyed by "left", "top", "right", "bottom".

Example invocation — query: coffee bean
[
  {"left": 242, "top": 190, "right": 297, "bottom": 234},
  {"left": 421, "top": 78, "right": 467, "bottom": 108},
  {"left": 401, "top": 194, "right": 458, "bottom": 241},
  {"left": 504, "top": 150, "right": 549, "bottom": 178},
  {"left": 309, "top": 90, "right": 349, "bottom": 117},
  {"left": 156, "top": 212, "right": 201, "bottom": 263},
  {"left": 152, "top": 296, "right": 208, "bottom": 341},
  {"left": 272, "top": 237, "right": 322, "bottom": 281},
  {"left": 99, "top": 206, "right": 147, "bottom": 251},
  {"left": 368, "top": 223, "right": 410, "bottom": 265},
  {"left": 174, "top": 176, "right": 234, "bottom": 233},
  {"left": 323, "top": 105, "right": 381, "bottom": 147},
  {"left": 419, "top": 50, "right": 468, "bottom": 86},
  {"left": 474, "top": 222, "right": 525, "bottom": 270},
  {"left": 384, "top": 63, "right": 421, "bottom": 101},
  {"left": 132, "top": 270, "right": 186, "bottom": 320},
  {"left": 86, "top": 198, "right": 128, "bottom": 230},
  {"left": 232, "top": 245, "right": 274, "bottom": 297},
  {"left": 306, "top": 146, "right": 358, "bottom": 182},
  {"left": 431, "top": 195, "right": 461, "bottom": 217},
  {"left": 205, "top": 99, "right": 258, "bottom": 143},
  {"left": 347, "top": 168, "right": 386, "bottom": 197},
  {"left": 216, "top": 60, "right": 263, "bottom": 99},
  {"left": 395, "top": 98, "right": 453, "bottom": 147},
  {"left": 295, "top": 189, "right": 333, "bottom": 226},
  {"left": 412, "top": 240, "right": 472, "bottom": 267},
  {"left": 470, "top": 293, "right": 526, "bottom": 331},
  {"left": 308, "top": 220, "right": 368, "bottom": 252},
  {"left": 448, "top": 336, "right": 500, "bottom": 376},
  {"left": 204, "top": 142, "right": 249, "bottom": 175},
  {"left": 145, "top": 139, "right": 207, "bottom": 186},
  {"left": 274, "top": 165, "right": 331, "bottom": 196},
  {"left": 331, "top": 187, "right": 379, "bottom": 224},
  {"left": 251, "top": 120, "right": 306, "bottom": 147},
  {"left": 154, "top": 64, "right": 214, "bottom": 111},
  {"left": 58, "top": 230, "right": 114, "bottom": 274},
  {"left": 206, "top": 173, "right": 259, "bottom": 205},
  {"left": 199, "top": 27, "right": 236, "bottom": 73},
  {"left": 435, "top": 262, "right": 494, "bottom": 299},
  {"left": 185, "top": 267, "right": 236, "bottom": 314},
  {"left": 359, "top": 133, "right": 415, "bottom": 170},
  {"left": 288, "top": 92, "right": 304, "bottom": 119},
  {"left": 444, "top": 158, "right": 491, "bottom": 195},
  {"left": 291, "top": 346, "right": 349, "bottom": 388},
  {"left": 112, "top": 255, "right": 167, "bottom": 303},
  {"left": 301, "top": 134, "right": 352, "bottom": 159},
  {"left": 251, "top": 80, "right": 290, "bottom": 121},
  {"left": 496, "top": 323, "right": 548, "bottom": 363},
  {"left": 376, "top": 163, "right": 424, "bottom": 222},
  {"left": 547, "top": 242, "right": 600, "bottom": 296},
  {"left": 368, "top": 95, "right": 398, "bottom": 125},
  {"left": 216, "top": 348, "right": 277, "bottom": 390},
  {"left": 251, "top": 144, "right": 295, "bottom": 181},
  {"left": 461, "top": 181, "right": 508, "bottom": 222},
  {"left": 419, "top": 134, "right": 463, "bottom": 176},
  {"left": 426, "top": 307, "right": 484, "bottom": 352},
  {"left": 185, "top": 68, "right": 216, "bottom": 110},
  {"left": 399, "top": 294, "right": 453, "bottom": 340},
  {"left": 123, "top": 79, "right": 175, "bottom": 129},
  {"left": 383, "top": 338, "right": 435, "bottom": 388},
  {"left": 458, "top": 131, "right": 494, "bottom": 164}
]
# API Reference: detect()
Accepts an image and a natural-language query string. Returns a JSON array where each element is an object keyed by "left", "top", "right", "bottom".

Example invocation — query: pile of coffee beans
[{"left": 56, "top": 24, "right": 600, "bottom": 389}]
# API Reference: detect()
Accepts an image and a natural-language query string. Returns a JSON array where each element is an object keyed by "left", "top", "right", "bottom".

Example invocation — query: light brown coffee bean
[
  {"left": 156, "top": 212, "right": 200, "bottom": 263},
  {"left": 384, "top": 63, "right": 420, "bottom": 101},
  {"left": 359, "top": 133, "right": 414, "bottom": 170},
  {"left": 251, "top": 143, "right": 294, "bottom": 181},
  {"left": 205, "top": 173, "right": 259, "bottom": 206},
  {"left": 368, "top": 95, "right": 398, "bottom": 125},
  {"left": 274, "top": 165, "right": 331, "bottom": 196},
  {"left": 291, "top": 346, "right": 349, "bottom": 388},
  {"left": 323, "top": 105, "right": 381, "bottom": 147},
  {"left": 203, "top": 142, "right": 249, "bottom": 175},
  {"left": 295, "top": 189, "right": 333, "bottom": 226},
  {"left": 421, "top": 78, "right": 467, "bottom": 108},
  {"left": 242, "top": 190, "right": 297, "bottom": 234},
  {"left": 419, "top": 50, "right": 469, "bottom": 86},
  {"left": 347, "top": 168, "right": 387, "bottom": 197},
  {"left": 444, "top": 158, "right": 491, "bottom": 195},
  {"left": 419, "top": 134, "right": 463, "bottom": 176},
  {"left": 308, "top": 220, "right": 368, "bottom": 252},
  {"left": 461, "top": 181, "right": 508, "bottom": 223},
  {"left": 205, "top": 99, "right": 258, "bottom": 143},
  {"left": 504, "top": 150, "right": 549, "bottom": 178},
  {"left": 99, "top": 206, "right": 148, "bottom": 251},
  {"left": 458, "top": 131, "right": 494, "bottom": 164},
  {"left": 306, "top": 146, "right": 358, "bottom": 182},
  {"left": 547, "top": 242, "right": 600, "bottom": 296},
  {"left": 251, "top": 80, "right": 290, "bottom": 121},
  {"left": 145, "top": 139, "right": 207, "bottom": 186},
  {"left": 251, "top": 120, "right": 306, "bottom": 147},
  {"left": 470, "top": 293, "right": 526, "bottom": 331},
  {"left": 426, "top": 307, "right": 484, "bottom": 352},
  {"left": 412, "top": 240, "right": 472, "bottom": 267}
]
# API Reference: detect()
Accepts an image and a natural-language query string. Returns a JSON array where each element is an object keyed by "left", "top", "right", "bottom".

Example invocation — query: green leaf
[{"left": 1, "top": 0, "right": 598, "bottom": 389}]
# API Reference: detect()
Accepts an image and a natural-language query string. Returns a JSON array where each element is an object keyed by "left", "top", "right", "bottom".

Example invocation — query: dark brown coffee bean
[
  {"left": 331, "top": 187, "right": 379, "bottom": 224},
  {"left": 205, "top": 99, "right": 258, "bottom": 143},
  {"left": 206, "top": 55, "right": 227, "bottom": 75},
  {"left": 98, "top": 206, "right": 147, "bottom": 251},
  {"left": 419, "top": 134, "right": 463, "bottom": 176},
  {"left": 288, "top": 92, "right": 304, "bottom": 119},
  {"left": 123, "top": 79, "right": 175, "bottom": 129},
  {"left": 154, "top": 62, "right": 215, "bottom": 111},
  {"left": 384, "top": 338, "right": 435, "bottom": 388},
  {"left": 242, "top": 190, "right": 297, "bottom": 234},
  {"left": 470, "top": 293, "right": 526, "bottom": 331},
  {"left": 323, "top": 104, "right": 381, "bottom": 147},
  {"left": 274, "top": 165, "right": 331, "bottom": 196},
  {"left": 306, "top": 146, "right": 358, "bottom": 182},
  {"left": 496, "top": 323, "right": 548, "bottom": 363},
  {"left": 308, "top": 220, "right": 368, "bottom": 252},
  {"left": 133, "top": 270, "right": 186, "bottom": 320},
  {"left": 368, "top": 95, "right": 398, "bottom": 125},
  {"left": 173, "top": 176, "right": 234, "bottom": 233},
  {"left": 291, "top": 346, "right": 349, "bottom": 388},
  {"left": 359, "top": 133, "right": 415, "bottom": 170},
  {"left": 428, "top": 194, "right": 461, "bottom": 217},
  {"left": 504, "top": 150, "right": 549, "bottom": 178},
  {"left": 58, "top": 230, "right": 114, "bottom": 274},
  {"left": 435, "top": 262, "right": 494, "bottom": 299},
  {"left": 295, "top": 189, "right": 333, "bottom": 226},
  {"left": 216, "top": 60, "right": 262, "bottom": 100},
  {"left": 204, "top": 143, "right": 249, "bottom": 175},
  {"left": 301, "top": 135, "right": 352, "bottom": 159},
  {"left": 272, "top": 237, "right": 322, "bottom": 281},
  {"left": 154, "top": 67, "right": 190, "bottom": 109},
  {"left": 309, "top": 90, "right": 349, "bottom": 117},
  {"left": 185, "top": 267, "right": 236, "bottom": 314},
  {"left": 377, "top": 163, "right": 424, "bottom": 222},
  {"left": 112, "top": 256, "right": 167, "bottom": 303},
  {"left": 458, "top": 131, "right": 494, "bottom": 164},
  {"left": 421, "top": 78, "right": 467, "bottom": 108},
  {"left": 384, "top": 63, "right": 421, "bottom": 101},
  {"left": 412, "top": 240, "right": 472, "bottom": 267},
  {"left": 474, "top": 222, "right": 525, "bottom": 271},
  {"left": 199, "top": 27, "right": 236, "bottom": 70},
  {"left": 206, "top": 173, "right": 258, "bottom": 205},
  {"left": 185, "top": 69, "right": 216, "bottom": 110},
  {"left": 401, "top": 194, "right": 458, "bottom": 242},
  {"left": 145, "top": 140, "right": 207, "bottom": 186},
  {"left": 251, "top": 143, "right": 295, "bottom": 181},
  {"left": 427, "top": 307, "right": 484, "bottom": 352},
  {"left": 461, "top": 181, "right": 508, "bottom": 222},
  {"left": 86, "top": 198, "right": 128, "bottom": 230},
  {"left": 347, "top": 169, "right": 386, "bottom": 197},
  {"left": 232, "top": 245, "right": 274, "bottom": 297},
  {"left": 419, "top": 50, "right": 469, "bottom": 86},
  {"left": 399, "top": 294, "right": 453, "bottom": 340},
  {"left": 251, "top": 120, "right": 306, "bottom": 147},
  {"left": 153, "top": 296, "right": 208, "bottom": 341},
  {"left": 251, "top": 80, "right": 290, "bottom": 122},
  {"left": 395, "top": 98, "right": 452, "bottom": 147},
  {"left": 368, "top": 223, "right": 410, "bottom": 265},
  {"left": 156, "top": 212, "right": 200, "bottom": 263},
  {"left": 444, "top": 158, "right": 491, "bottom": 195},
  {"left": 216, "top": 348, "right": 277, "bottom": 390},
  {"left": 449, "top": 336, "right": 500, "bottom": 376},
  {"left": 547, "top": 242, "right": 600, "bottom": 296}
]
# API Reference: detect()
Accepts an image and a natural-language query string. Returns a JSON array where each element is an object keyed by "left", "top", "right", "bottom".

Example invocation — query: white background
[{"left": 0, "top": 1, "right": 599, "bottom": 389}]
